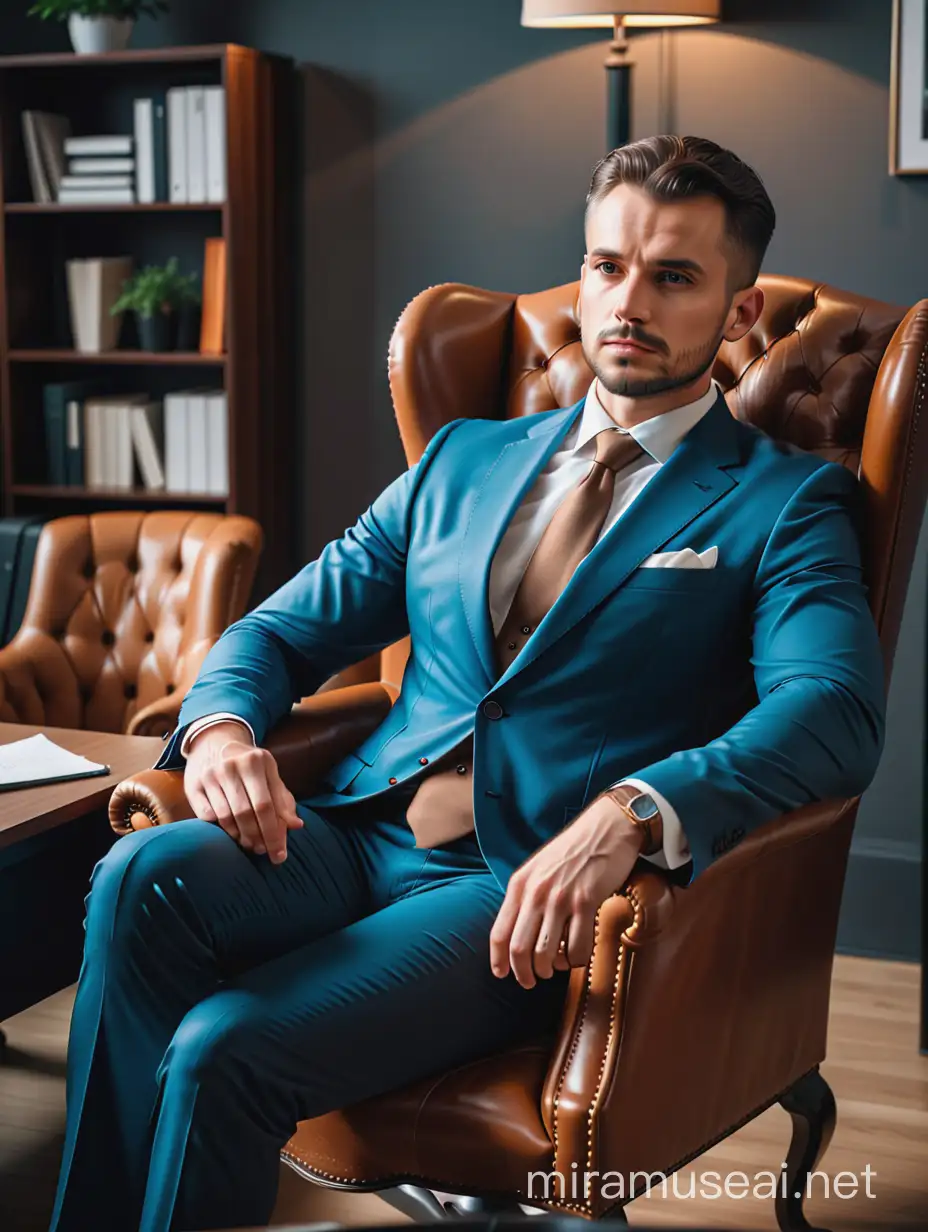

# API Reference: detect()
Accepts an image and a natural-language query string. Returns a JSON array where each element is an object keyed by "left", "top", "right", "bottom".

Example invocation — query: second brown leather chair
[{"left": 0, "top": 509, "right": 262, "bottom": 738}]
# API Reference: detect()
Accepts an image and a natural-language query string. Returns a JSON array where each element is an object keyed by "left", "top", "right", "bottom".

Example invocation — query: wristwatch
[{"left": 604, "top": 784, "right": 663, "bottom": 856}]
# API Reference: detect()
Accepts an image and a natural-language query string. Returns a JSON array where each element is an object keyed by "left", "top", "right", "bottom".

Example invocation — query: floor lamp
[{"left": 521, "top": 1, "right": 721, "bottom": 152}]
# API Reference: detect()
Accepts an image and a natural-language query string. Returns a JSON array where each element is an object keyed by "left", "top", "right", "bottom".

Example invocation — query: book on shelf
[
  {"left": 164, "top": 389, "right": 228, "bottom": 495},
  {"left": 186, "top": 87, "right": 207, "bottom": 203},
  {"left": 41, "top": 384, "right": 228, "bottom": 497},
  {"left": 43, "top": 380, "right": 96, "bottom": 486},
  {"left": 66, "top": 257, "right": 133, "bottom": 353},
  {"left": 60, "top": 175, "right": 133, "bottom": 191},
  {"left": 130, "top": 403, "right": 166, "bottom": 490},
  {"left": 84, "top": 394, "right": 148, "bottom": 490},
  {"left": 134, "top": 94, "right": 168, "bottom": 204},
  {"left": 69, "top": 156, "right": 135, "bottom": 175},
  {"left": 59, "top": 187, "right": 135, "bottom": 205},
  {"left": 168, "top": 85, "right": 226, "bottom": 204},
  {"left": 22, "top": 111, "right": 71, "bottom": 202},
  {"left": 65, "top": 135, "right": 133, "bottom": 157},
  {"left": 200, "top": 238, "right": 227, "bottom": 354},
  {"left": 205, "top": 87, "right": 226, "bottom": 204}
]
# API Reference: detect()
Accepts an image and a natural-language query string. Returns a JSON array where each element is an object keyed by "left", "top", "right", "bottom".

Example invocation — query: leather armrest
[
  {"left": 540, "top": 866, "right": 675, "bottom": 1142},
  {"left": 108, "top": 681, "right": 396, "bottom": 835},
  {"left": 538, "top": 796, "right": 857, "bottom": 1212}
]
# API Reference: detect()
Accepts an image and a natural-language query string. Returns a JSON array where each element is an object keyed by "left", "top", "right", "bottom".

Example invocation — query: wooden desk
[
  {"left": 0, "top": 722, "right": 164, "bottom": 850},
  {"left": 0, "top": 723, "right": 165, "bottom": 1028}
]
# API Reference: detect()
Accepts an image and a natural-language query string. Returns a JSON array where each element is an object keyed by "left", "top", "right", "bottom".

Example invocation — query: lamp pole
[{"left": 605, "top": 15, "right": 631, "bottom": 151}]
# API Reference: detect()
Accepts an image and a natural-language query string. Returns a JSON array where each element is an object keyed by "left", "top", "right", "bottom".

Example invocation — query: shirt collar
[{"left": 574, "top": 378, "right": 723, "bottom": 465}]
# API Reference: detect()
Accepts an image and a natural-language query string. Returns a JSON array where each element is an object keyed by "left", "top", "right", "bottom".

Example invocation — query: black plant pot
[
  {"left": 137, "top": 310, "right": 176, "bottom": 352},
  {"left": 176, "top": 302, "right": 202, "bottom": 352}
]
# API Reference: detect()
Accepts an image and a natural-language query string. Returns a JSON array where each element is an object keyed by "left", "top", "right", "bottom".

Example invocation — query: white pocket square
[{"left": 640, "top": 546, "right": 718, "bottom": 570}]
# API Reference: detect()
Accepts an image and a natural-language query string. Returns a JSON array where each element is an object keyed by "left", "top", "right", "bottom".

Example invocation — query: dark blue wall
[{"left": 6, "top": 0, "right": 923, "bottom": 960}]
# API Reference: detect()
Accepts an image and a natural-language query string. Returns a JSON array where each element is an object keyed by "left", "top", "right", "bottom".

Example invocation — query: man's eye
[
  {"left": 658, "top": 271, "right": 690, "bottom": 285},
  {"left": 598, "top": 261, "right": 618, "bottom": 275}
]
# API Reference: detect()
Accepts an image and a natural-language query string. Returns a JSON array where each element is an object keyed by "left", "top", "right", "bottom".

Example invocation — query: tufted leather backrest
[
  {"left": 0, "top": 510, "right": 263, "bottom": 735},
  {"left": 384, "top": 275, "right": 928, "bottom": 694}
]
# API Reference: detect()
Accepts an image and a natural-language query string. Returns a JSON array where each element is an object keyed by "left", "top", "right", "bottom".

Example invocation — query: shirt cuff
[
  {"left": 609, "top": 777, "right": 691, "bottom": 870},
  {"left": 180, "top": 713, "right": 257, "bottom": 759}
]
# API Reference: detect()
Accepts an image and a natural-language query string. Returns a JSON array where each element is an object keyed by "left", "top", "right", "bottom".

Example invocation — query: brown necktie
[{"left": 403, "top": 426, "right": 645, "bottom": 847}]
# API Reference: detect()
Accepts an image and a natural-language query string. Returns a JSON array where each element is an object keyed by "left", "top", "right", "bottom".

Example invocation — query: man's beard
[{"left": 588, "top": 317, "right": 727, "bottom": 399}]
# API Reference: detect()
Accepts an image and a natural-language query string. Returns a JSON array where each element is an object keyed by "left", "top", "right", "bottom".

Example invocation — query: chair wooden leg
[{"left": 775, "top": 1067, "right": 837, "bottom": 1232}]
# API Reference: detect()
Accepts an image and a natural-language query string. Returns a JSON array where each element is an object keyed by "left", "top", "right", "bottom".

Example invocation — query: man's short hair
[{"left": 586, "top": 135, "right": 776, "bottom": 290}]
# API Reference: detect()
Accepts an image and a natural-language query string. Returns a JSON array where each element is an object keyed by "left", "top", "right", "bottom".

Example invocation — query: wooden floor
[{"left": 1, "top": 955, "right": 925, "bottom": 1231}]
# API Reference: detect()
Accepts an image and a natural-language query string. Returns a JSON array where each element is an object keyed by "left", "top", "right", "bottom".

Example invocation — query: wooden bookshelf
[{"left": 0, "top": 44, "right": 297, "bottom": 602}]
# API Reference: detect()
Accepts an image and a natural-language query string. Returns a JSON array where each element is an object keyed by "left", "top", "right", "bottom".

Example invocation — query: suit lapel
[
  {"left": 459, "top": 402, "right": 584, "bottom": 685},
  {"left": 459, "top": 392, "right": 747, "bottom": 691}
]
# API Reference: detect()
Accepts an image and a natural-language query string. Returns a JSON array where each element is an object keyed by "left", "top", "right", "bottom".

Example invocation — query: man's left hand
[{"left": 489, "top": 794, "right": 646, "bottom": 988}]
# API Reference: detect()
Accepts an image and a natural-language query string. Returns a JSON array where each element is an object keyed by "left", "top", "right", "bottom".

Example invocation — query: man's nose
[{"left": 611, "top": 272, "right": 651, "bottom": 323}]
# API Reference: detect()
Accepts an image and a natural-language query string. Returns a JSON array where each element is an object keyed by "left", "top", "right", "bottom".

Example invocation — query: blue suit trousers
[{"left": 49, "top": 793, "right": 568, "bottom": 1232}]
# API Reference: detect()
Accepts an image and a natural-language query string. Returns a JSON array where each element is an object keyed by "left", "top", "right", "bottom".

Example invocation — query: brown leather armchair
[
  {"left": 109, "top": 277, "right": 928, "bottom": 1230},
  {"left": 0, "top": 509, "right": 263, "bottom": 738}
]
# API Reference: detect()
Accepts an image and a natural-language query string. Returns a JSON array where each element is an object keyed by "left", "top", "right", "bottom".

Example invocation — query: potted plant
[
  {"left": 110, "top": 257, "right": 194, "bottom": 352},
  {"left": 28, "top": 0, "right": 170, "bottom": 56}
]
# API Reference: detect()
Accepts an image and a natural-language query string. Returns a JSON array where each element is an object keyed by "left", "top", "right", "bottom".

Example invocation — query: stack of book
[
  {"left": 43, "top": 382, "right": 229, "bottom": 496},
  {"left": 58, "top": 135, "right": 135, "bottom": 205},
  {"left": 21, "top": 86, "right": 226, "bottom": 206}
]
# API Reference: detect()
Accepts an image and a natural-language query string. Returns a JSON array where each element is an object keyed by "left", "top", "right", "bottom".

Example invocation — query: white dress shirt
[{"left": 183, "top": 379, "right": 723, "bottom": 870}]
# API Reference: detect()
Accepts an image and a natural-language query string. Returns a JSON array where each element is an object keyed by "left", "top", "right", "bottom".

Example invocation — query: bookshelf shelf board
[
  {"left": 12, "top": 484, "right": 226, "bottom": 505},
  {"left": 5, "top": 202, "right": 223, "bottom": 215},
  {"left": 9, "top": 349, "right": 227, "bottom": 366},
  {"left": 0, "top": 45, "right": 240, "bottom": 70}
]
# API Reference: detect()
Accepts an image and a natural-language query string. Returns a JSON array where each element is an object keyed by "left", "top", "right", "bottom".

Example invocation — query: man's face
[{"left": 579, "top": 183, "right": 749, "bottom": 400}]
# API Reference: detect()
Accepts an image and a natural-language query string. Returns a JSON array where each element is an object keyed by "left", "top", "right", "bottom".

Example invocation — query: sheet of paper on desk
[{"left": 0, "top": 732, "right": 110, "bottom": 790}]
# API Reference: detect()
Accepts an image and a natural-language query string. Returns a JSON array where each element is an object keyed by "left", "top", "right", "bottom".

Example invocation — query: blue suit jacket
[{"left": 156, "top": 393, "right": 886, "bottom": 889}]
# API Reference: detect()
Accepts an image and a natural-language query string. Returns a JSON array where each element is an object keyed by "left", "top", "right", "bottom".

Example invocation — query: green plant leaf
[
  {"left": 110, "top": 256, "right": 198, "bottom": 319},
  {"left": 29, "top": 0, "right": 169, "bottom": 22}
]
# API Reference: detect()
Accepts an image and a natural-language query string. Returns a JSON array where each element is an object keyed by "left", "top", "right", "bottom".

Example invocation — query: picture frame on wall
[{"left": 890, "top": 0, "right": 928, "bottom": 173}]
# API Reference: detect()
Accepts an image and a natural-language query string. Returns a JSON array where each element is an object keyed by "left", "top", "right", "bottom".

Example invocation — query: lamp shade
[{"left": 521, "top": 0, "right": 720, "bottom": 27}]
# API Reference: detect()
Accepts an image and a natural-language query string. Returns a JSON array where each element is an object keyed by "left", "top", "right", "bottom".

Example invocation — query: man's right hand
[{"left": 183, "top": 721, "right": 303, "bottom": 863}]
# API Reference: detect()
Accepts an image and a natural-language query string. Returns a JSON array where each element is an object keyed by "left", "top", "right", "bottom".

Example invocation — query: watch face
[{"left": 629, "top": 794, "right": 659, "bottom": 821}]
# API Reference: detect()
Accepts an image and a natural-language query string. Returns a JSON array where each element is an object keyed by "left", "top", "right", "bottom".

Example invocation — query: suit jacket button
[
  {"left": 456, "top": 764, "right": 468, "bottom": 774},
  {"left": 389, "top": 777, "right": 398, "bottom": 785},
  {"left": 482, "top": 700, "right": 504, "bottom": 720},
  {"left": 419, "top": 757, "right": 429, "bottom": 765}
]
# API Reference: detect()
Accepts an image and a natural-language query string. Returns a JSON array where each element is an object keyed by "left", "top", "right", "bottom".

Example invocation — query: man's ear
[{"left": 724, "top": 284, "right": 764, "bottom": 344}]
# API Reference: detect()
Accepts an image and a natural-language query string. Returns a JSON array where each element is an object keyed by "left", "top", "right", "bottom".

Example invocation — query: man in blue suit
[{"left": 50, "top": 135, "right": 885, "bottom": 1232}]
